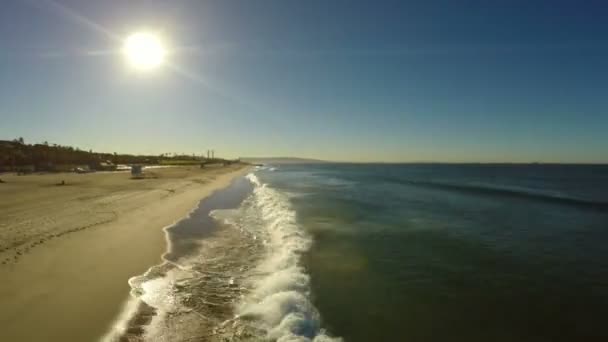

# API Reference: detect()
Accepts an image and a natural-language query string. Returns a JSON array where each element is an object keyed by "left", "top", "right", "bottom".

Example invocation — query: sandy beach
[{"left": 0, "top": 164, "right": 248, "bottom": 341}]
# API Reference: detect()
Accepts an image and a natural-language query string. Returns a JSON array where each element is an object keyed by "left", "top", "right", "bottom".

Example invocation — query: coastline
[
  {"left": 103, "top": 174, "right": 257, "bottom": 341},
  {"left": 99, "top": 169, "right": 341, "bottom": 341},
  {"left": 0, "top": 164, "right": 250, "bottom": 341}
]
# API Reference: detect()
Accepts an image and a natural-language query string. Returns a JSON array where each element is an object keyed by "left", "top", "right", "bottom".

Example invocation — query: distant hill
[{"left": 240, "top": 157, "right": 328, "bottom": 165}]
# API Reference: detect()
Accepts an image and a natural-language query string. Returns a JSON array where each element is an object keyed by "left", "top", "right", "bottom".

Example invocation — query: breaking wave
[
  {"left": 102, "top": 172, "right": 340, "bottom": 341},
  {"left": 214, "top": 173, "right": 341, "bottom": 341}
]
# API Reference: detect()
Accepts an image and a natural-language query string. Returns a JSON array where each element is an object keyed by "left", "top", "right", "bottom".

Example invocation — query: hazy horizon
[{"left": 1, "top": 0, "right": 607, "bottom": 163}]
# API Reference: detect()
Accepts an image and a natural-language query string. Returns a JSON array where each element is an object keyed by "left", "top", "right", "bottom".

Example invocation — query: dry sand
[{"left": 0, "top": 164, "right": 249, "bottom": 341}]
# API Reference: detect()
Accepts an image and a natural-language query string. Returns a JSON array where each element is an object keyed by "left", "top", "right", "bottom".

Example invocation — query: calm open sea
[
  {"left": 255, "top": 163, "right": 608, "bottom": 341},
  {"left": 111, "top": 163, "right": 608, "bottom": 341}
]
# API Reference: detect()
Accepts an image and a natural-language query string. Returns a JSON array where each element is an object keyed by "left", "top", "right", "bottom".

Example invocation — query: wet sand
[{"left": 0, "top": 164, "right": 249, "bottom": 341}]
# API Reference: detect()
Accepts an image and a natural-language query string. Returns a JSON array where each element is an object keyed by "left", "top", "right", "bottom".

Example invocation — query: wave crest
[
  {"left": 230, "top": 173, "right": 341, "bottom": 341},
  {"left": 386, "top": 176, "right": 608, "bottom": 212}
]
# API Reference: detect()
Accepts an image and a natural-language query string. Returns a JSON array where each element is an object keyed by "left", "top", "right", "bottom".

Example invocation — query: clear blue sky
[{"left": 1, "top": 0, "right": 607, "bottom": 162}]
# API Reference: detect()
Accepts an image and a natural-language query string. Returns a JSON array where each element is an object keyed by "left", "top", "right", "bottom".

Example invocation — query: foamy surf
[
  {"left": 216, "top": 173, "right": 341, "bottom": 341},
  {"left": 101, "top": 171, "right": 339, "bottom": 341}
]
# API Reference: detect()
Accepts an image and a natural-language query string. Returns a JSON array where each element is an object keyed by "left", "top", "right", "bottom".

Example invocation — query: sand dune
[{"left": 0, "top": 164, "right": 249, "bottom": 341}]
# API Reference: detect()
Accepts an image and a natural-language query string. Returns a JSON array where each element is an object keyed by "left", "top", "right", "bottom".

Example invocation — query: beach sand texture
[{"left": 0, "top": 164, "right": 248, "bottom": 341}]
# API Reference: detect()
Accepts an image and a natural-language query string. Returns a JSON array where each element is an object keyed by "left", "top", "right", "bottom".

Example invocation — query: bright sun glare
[{"left": 122, "top": 32, "right": 167, "bottom": 71}]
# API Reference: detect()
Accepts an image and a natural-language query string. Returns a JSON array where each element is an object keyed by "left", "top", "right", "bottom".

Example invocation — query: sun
[{"left": 122, "top": 32, "right": 167, "bottom": 71}]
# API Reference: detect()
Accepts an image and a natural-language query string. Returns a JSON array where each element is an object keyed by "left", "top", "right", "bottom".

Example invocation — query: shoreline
[
  {"left": 102, "top": 174, "right": 256, "bottom": 341},
  {"left": 0, "top": 165, "right": 250, "bottom": 341}
]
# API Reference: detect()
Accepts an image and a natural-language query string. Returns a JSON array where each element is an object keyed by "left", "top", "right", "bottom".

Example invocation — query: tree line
[{"left": 0, "top": 138, "right": 209, "bottom": 172}]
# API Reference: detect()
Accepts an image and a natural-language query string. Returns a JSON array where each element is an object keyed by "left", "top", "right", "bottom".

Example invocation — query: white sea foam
[
  {"left": 225, "top": 173, "right": 341, "bottom": 341},
  {"left": 102, "top": 172, "right": 340, "bottom": 341}
]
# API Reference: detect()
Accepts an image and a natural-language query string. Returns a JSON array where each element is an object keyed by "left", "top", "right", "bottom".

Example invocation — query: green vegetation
[{"left": 0, "top": 138, "right": 235, "bottom": 173}]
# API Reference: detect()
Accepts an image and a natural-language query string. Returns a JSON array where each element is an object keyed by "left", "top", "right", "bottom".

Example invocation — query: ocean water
[{"left": 105, "top": 164, "right": 608, "bottom": 341}]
